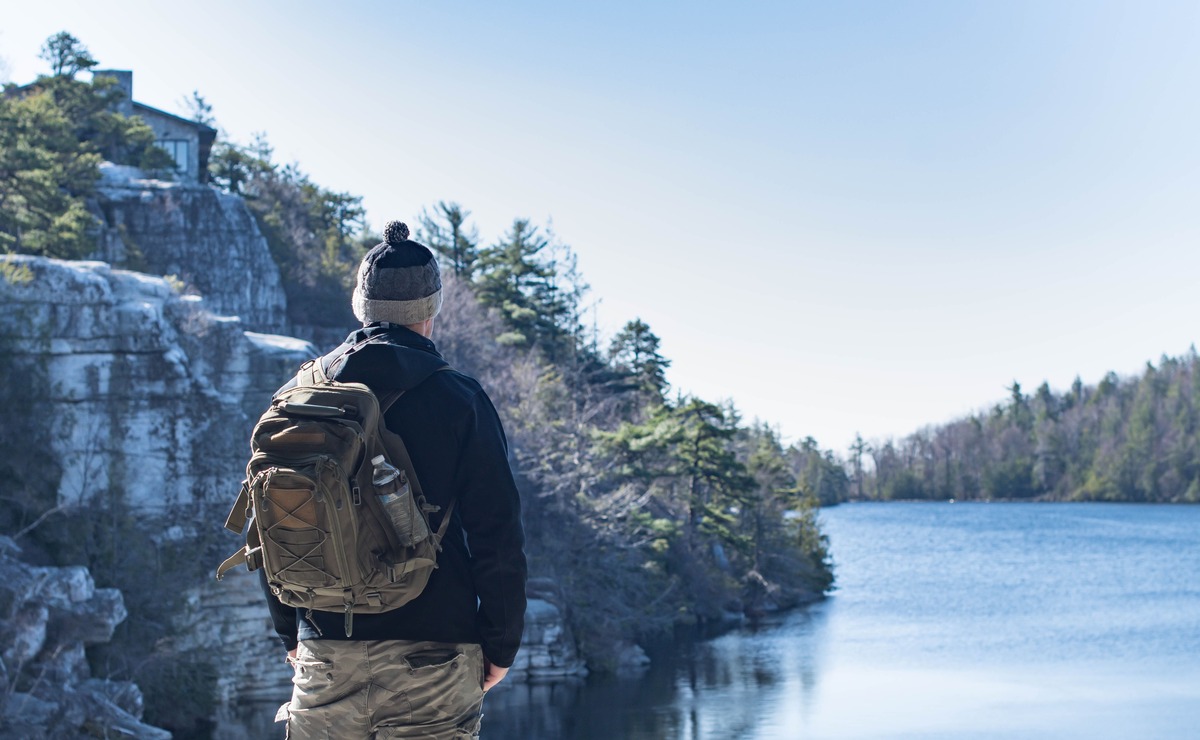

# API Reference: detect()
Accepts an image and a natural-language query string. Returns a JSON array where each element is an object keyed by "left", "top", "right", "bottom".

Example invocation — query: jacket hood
[{"left": 329, "top": 323, "right": 449, "bottom": 390}]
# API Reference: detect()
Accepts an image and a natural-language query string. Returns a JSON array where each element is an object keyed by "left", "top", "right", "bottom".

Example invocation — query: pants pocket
[
  {"left": 391, "top": 643, "right": 483, "bottom": 728},
  {"left": 402, "top": 648, "right": 461, "bottom": 671}
]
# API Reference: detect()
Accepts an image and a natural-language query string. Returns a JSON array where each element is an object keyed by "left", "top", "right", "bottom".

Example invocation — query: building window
[{"left": 156, "top": 139, "right": 190, "bottom": 174}]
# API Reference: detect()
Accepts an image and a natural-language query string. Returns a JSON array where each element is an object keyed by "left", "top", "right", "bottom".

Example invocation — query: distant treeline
[{"left": 854, "top": 353, "right": 1200, "bottom": 503}]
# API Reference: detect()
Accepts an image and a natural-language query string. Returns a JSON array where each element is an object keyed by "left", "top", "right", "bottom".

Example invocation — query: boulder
[
  {"left": 508, "top": 598, "right": 588, "bottom": 679},
  {"left": 0, "top": 541, "right": 171, "bottom": 738},
  {"left": 613, "top": 641, "right": 651, "bottom": 670}
]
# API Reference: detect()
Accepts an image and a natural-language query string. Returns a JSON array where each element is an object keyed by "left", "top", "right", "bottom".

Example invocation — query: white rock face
[
  {"left": 0, "top": 254, "right": 311, "bottom": 706},
  {"left": 95, "top": 164, "right": 289, "bottom": 333},
  {"left": 0, "top": 256, "right": 310, "bottom": 514},
  {"left": 167, "top": 567, "right": 293, "bottom": 704}
]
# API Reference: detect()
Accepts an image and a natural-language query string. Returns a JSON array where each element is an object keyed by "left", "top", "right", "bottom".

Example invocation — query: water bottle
[{"left": 371, "top": 454, "right": 428, "bottom": 546}]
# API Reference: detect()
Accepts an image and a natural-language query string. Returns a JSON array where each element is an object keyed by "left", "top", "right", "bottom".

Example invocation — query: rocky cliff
[
  {"left": 0, "top": 172, "right": 597, "bottom": 734},
  {"left": 0, "top": 255, "right": 308, "bottom": 515},
  {"left": 93, "top": 164, "right": 289, "bottom": 334},
  {"left": 0, "top": 253, "right": 308, "bottom": 732}
]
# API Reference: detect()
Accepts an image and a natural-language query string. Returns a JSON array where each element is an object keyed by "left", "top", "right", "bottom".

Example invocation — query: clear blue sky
[{"left": 4, "top": 1, "right": 1199, "bottom": 451}]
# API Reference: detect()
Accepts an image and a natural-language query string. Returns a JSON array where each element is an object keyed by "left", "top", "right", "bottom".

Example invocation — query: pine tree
[
  {"left": 609, "top": 318, "right": 671, "bottom": 401},
  {"left": 0, "top": 88, "right": 99, "bottom": 256},
  {"left": 528, "top": 236, "right": 589, "bottom": 365},
  {"left": 1, "top": 33, "right": 173, "bottom": 257},
  {"left": 672, "top": 398, "right": 757, "bottom": 551},
  {"left": 791, "top": 436, "right": 850, "bottom": 505},
  {"left": 474, "top": 218, "right": 552, "bottom": 347},
  {"left": 38, "top": 32, "right": 97, "bottom": 79},
  {"left": 418, "top": 201, "right": 480, "bottom": 280},
  {"left": 848, "top": 433, "right": 868, "bottom": 499}
]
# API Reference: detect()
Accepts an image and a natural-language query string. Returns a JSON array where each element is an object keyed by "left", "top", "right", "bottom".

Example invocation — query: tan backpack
[{"left": 216, "top": 349, "right": 453, "bottom": 636}]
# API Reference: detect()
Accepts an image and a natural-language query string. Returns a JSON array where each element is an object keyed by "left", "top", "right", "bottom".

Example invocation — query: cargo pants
[{"left": 276, "top": 639, "right": 486, "bottom": 739}]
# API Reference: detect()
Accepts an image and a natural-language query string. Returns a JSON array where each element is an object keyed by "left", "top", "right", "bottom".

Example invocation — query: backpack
[{"left": 216, "top": 338, "right": 454, "bottom": 636}]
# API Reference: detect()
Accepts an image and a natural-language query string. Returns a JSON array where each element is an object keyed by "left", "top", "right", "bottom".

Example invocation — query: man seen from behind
[{"left": 266, "top": 220, "right": 527, "bottom": 739}]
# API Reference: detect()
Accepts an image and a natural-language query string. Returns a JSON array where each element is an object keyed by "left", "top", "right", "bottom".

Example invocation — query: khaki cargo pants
[{"left": 276, "top": 639, "right": 486, "bottom": 739}]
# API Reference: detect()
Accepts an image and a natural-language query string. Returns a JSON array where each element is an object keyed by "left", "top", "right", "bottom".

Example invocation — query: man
[{"left": 266, "top": 220, "right": 527, "bottom": 739}]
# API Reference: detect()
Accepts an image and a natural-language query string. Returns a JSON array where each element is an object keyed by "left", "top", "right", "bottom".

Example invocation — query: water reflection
[
  {"left": 224, "top": 607, "right": 831, "bottom": 739},
  {"left": 484, "top": 606, "right": 830, "bottom": 740}
]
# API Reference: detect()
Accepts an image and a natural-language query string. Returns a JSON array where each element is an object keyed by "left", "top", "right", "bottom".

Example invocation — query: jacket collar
[{"left": 347, "top": 322, "right": 442, "bottom": 358}]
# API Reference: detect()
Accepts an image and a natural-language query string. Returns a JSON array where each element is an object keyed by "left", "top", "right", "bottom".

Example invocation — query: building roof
[
  {"left": 7, "top": 74, "right": 216, "bottom": 139},
  {"left": 132, "top": 101, "right": 217, "bottom": 137}
]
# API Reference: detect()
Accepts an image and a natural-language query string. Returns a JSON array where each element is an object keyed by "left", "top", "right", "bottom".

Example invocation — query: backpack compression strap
[
  {"left": 215, "top": 514, "right": 263, "bottom": 580},
  {"left": 381, "top": 497, "right": 459, "bottom": 582}
]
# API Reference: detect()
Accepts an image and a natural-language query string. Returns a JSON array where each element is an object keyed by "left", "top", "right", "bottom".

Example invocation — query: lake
[{"left": 483, "top": 503, "right": 1200, "bottom": 739}]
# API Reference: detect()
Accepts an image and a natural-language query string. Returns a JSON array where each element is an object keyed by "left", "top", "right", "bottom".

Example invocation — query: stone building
[{"left": 91, "top": 69, "right": 217, "bottom": 182}]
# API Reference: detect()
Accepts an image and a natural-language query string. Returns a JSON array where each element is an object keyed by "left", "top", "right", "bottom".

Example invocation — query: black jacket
[{"left": 261, "top": 324, "right": 527, "bottom": 667}]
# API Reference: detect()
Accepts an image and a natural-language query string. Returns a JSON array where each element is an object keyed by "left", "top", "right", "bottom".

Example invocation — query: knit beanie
[{"left": 351, "top": 220, "right": 443, "bottom": 325}]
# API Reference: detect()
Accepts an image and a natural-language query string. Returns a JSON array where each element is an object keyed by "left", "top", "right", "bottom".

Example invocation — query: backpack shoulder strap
[
  {"left": 325, "top": 333, "right": 385, "bottom": 379},
  {"left": 376, "top": 364, "right": 458, "bottom": 544},
  {"left": 431, "top": 497, "right": 457, "bottom": 548},
  {"left": 294, "top": 357, "right": 327, "bottom": 388}
]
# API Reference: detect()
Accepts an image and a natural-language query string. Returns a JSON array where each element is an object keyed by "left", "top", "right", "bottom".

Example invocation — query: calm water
[{"left": 484, "top": 503, "right": 1200, "bottom": 739}]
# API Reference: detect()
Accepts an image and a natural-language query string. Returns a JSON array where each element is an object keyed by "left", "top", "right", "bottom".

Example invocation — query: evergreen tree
[
  {"left": 207, "top": 138, "right": 268, "bottom": 195},
  {"left": 1008, "top": 380, "right": 1033, "bottom": 431},
  {"left": 418, "top": 201, "right": 479, "bottom": 279},
  {"left": 38, "top": 31, "right": 97, "bottom": 79},
  {"left": 527, "top": 234, "right": 588, "bottom": 365},
  {"left": 609, "top": 318, "right": 671, "bottom": 401},
  {"left": 0, "top": 88, "right": 99, "bottom": 256},
  {"left": 790, "top": 436, "right": 850, "bottom": 505},
  {"left": 180, "top": 90, "right": 214, "bottom": 126},
  {"left": 848, "top": 433, "right": 868, "bottom": 498},
  {"left": 474, "top": 218, "right": 552, "bottom": 347},
  {"left": 0, "top": 34, "right": 173, "bottom": 257},
  {"left": 671, "top": 398, "right": 757, "bottom": 551}
]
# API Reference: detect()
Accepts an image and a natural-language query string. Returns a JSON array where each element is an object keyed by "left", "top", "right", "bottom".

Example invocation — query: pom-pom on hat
[{"left": 351, "top": 220, "right": 443, "bottom": 326}]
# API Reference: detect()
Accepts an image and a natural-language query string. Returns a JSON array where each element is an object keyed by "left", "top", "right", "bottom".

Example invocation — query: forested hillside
[
  {"left": 2, "top": 33, "right": 835, "bottom": 676},
  {"left": 858, "top": 354, "right": 1200, "bottom": 503}
]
